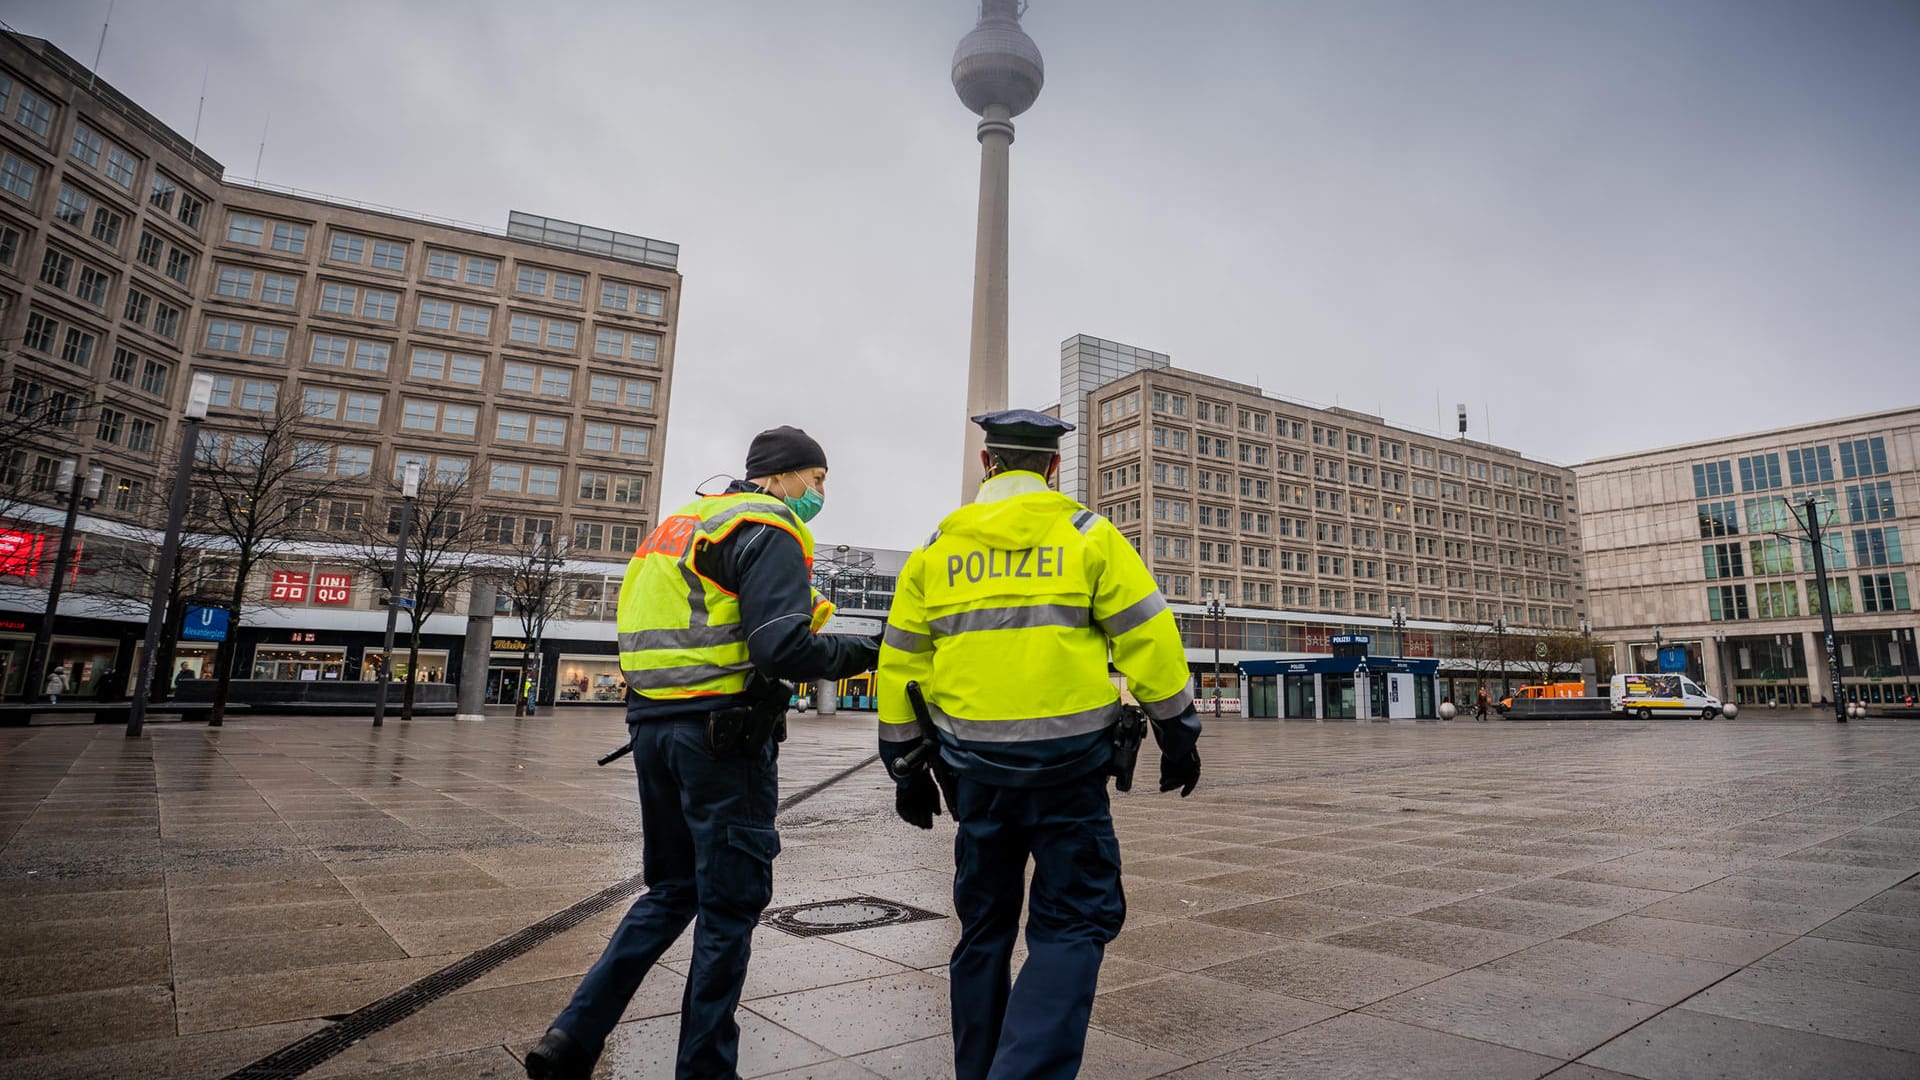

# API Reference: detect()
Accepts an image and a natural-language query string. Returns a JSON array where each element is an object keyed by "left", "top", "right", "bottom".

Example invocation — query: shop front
[
  {"left": 1241, "top": 656, "right": 1440, "bottom": 720},
  {"left": 556, "top": 654, "right": 624, "bottom": 703}
]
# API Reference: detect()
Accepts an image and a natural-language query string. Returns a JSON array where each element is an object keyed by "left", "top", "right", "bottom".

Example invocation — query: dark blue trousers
[
  {"left": 553, "top": 718, "right": 780, "bottom": 1078},
  {"left": 949, "top": 770, "right": 1125, "bottom": 1080}
]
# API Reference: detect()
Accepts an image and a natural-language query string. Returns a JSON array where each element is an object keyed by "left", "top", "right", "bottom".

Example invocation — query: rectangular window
[
  {"left": 105, "top": 146, "right": 137, "bottom": 188},
  {"left": 441, "top": 404, "right": 477, "bottom": 436},
  {"left": 1853, "top": 527, "right": 1904, "bottom": 568},
  {"left": 402, "top": 400, "right": 438, "bottom": 431},
  {"left": 1707, "top": 584, "right": 1750, "bottom": 621},
  {"left": 589, "top": 374, "right": 619, "bottom": 403},
  {"left": 153, "top": 301, "right": 180, "bottom": 339},
  {"left": 578, "top": 470, "right": 609, "bottom": 500},
  {"left": 261, "top": 274, "right": 298, "bottom": 305},
  {"left": 360, "top": 290, "right": 397, "bottom": 321},
  {"left": 239, "top": 380, "right": 278, "bottom": 411},
  {"left": 426, "top": 250, "right": 459, "bottom": 280},
  {"left": 227, "top": 214, "right": 264, "bottom": 245},
  {"left": 450, "top": 354, "right": 485, "bottom": 384},
  {"left": 1847, "top": 481, "right": 1896, "bottom": 523},
  {"left": 1702, "top": 543, "right": 1744, "bottom": 580},
  {"left": 335, "top": 448, "right": 372, "bottom": 477},
  {"left": 510, "top": 313, "right": 542, "bottom": 342},
  {"left": 629, "top": 334, "right": 659, "bottom": 362},
  {"left": 546, "top": 320, "right": 578, "bottom": 350},
  {"left": 0, "top": 152, "right": 39, "bottom": 200},
  {"left": 619, "top": 427, "right": 650, "bottom": 457},
  {"left": 303, "top": 388, "right": 341, "bottom": 418},
  {"left": 110, "top": 348, "right": 137, "bottom": 384},
  {"left": 140, "top": 359, "right": 169, "bottom": 396},
  {"left": 370, "top": 239, "right": 406, "bottom": 270},
  {"left": 310, "top": 335, "right": 348, "bottom": 367},
  {"left": 1738, "top": 453, "right": 1782, "bottom": 492},
  {"left": 136, "top": 231, "right": 162, "bottom": 268},
  {"left": 248, "top": 326, "right": 289, "bottom": 358},
  {"left": 23, "top": 312, "right": 55, "bottom": 352},
  {"left": 271, "top": 222, "right": 307, "bottom": 253},
  {"left": 418, "top": 299, "right": 453, "bottom": 330},
  {"left": 532, "top": 416, "right": 566, "bottom": 445},
  {"left": 632, "top": 287, "right": 666, "bottom": 316},
  {"left": 1748, "top": 537, "right": 1795, "bottom": 575},
  {"left": 595, "top": 328, "right": 623, "bottom": 356},
  {"left": 539, "top": 368, "right": 572, "bottom": 397},
  {"left": 465, "top": 257, "right": 498, "bottom": 287},
  {"left": 1692, "top": 460, "right": 1734, "bottom": 498},
  {"left": 176, "top": 192, "right": 205, "bottom": 231},
  {"left": 611, "top": 525, "right": 642, "bottom": 551},
  {"left": 1839, "top": 437, "right": 1889, "bottom": 479},
  {"left": 552, "top": 273, "right": 584, "bottom": 302},
  {"left": 329, "top": 233, "right": 366, "bottom": 263},
  {"left": 410, "top": 349, "right": 446, "bottom": 379},
  {"left": 497, "top": 411, "right": 531, "bottom": 441},
  {"left": 573, "top": 522, "right": 605, "bottom": 551},
  {"left": 490, "top": 463, "right": 524, "bottom": 492},
  {"left": 343, "top": 394, "right": 382, "bottom": 424},
  {"left": 457, "top": 305, "right": 491, "bottom": 335},
  {"left": 75, "top": 264, "right": 109, "bottom": 305},
  {"left": 205, "top": 320, "right": 244, "bottom": 351},
  {"left": 54, "top": 184, "right": 90, "bottom": 226},
  {"left": 39, "top": 249, "right": 72, "bottom": 288},
  {"left": 516, "top": 267, "right": 548, "bottom": 296},
  {"left": 216, "top": 266, "right": 255, "bottom": 298},
  {"left": 584, "top": 423, "right": 614, "bottom": 452},
  {"left": 320, "top": 282, "right": 357, "bottom": 313},
  {"left": 613, "top": 475, "right": 647, "bottom": 505},
  {"left": 1786, "top": 446, "right": 1834, "bottom": 486},
  {"left": 502, "top": 362, "right": 536, "bottom": 392},
  {"left": 1860, "top": 572, "right": 1910, "bottom": 613},
  {"left": 69, "top": 123, "right": 103, "bottom": 166},
  {"left": 352, "top": 341, "right": 390, "bottom": 373},
  {"left": 526, "top": 466, "right": 560, "bottom": 496}
]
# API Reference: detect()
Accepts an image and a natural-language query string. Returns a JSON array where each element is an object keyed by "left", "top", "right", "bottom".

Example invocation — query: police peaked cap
[{"left": 973, "top": 409, "right": 1074, "bottom": 452}]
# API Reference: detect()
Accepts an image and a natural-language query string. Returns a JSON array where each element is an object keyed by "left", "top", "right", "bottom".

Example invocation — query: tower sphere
[{"left": 952, "top": 0, "right": 1044, "bottom": 118}]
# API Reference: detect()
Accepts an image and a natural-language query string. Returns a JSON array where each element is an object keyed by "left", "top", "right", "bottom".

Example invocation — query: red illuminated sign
[
  {"left": 0, "top": 529, "right": 46, "bottom": 578},
  {"left": 314, "top": 572, "right": 353, "bottom": 605},
  {"left": 269, "top": 570, "right": 310, "bottom": 602}
]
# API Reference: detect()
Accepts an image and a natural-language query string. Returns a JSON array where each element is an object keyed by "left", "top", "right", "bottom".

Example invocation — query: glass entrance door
[{"left": 1284, "top": 674, "right": 1316, "bottom": 718}]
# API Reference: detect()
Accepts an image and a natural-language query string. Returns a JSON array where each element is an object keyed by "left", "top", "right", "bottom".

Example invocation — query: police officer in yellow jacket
[
  {"left": 876, "top": 410, "right": 1200, "bottom": 1080},
  {"left": 528, "top": 426, "right": 879, "bottom": 1080}
]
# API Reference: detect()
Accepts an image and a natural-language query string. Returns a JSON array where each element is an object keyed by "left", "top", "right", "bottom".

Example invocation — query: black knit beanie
[{"left": 745, "top": 426, "right": 828, "bottom": 478}]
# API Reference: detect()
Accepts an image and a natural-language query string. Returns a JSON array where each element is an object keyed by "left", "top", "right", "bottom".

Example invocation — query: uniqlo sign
[
  {"left": 314, "top": 573, "right": 353, "bottom": 605},
  {"left": 269, "top": 571, "right": 310, "bottom": 602}
]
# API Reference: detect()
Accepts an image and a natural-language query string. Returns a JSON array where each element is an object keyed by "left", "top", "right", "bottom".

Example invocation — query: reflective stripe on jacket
[
  {"left": 618, "top": 491, "right": 819, "bottom": 699},
  {"left": 876, "top": 471, "right": 1193, "bottom": 786}
]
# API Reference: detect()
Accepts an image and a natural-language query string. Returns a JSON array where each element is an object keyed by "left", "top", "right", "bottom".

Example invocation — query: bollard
[
  {"left": 1438, "top": 701, "right": 1457, "bottom": 720},
  {"left": 1722, "top": 702, "right": 1739, "bottom": 720}
]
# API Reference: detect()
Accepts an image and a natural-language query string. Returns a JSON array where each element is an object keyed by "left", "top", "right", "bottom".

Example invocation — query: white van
[{"left": 1610, "top": 673, "right": 1722, "bottom": 719}]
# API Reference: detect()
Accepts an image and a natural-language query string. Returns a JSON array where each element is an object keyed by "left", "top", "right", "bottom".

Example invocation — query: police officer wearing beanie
[
  {"left": 528, "top": 426, "right": 880, "bottom": 1080},
  {"left": 876, "top": 410, "right": 1200, "bottom": 1080}
]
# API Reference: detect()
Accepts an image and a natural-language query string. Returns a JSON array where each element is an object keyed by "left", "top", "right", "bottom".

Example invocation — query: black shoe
[{"left": 526, "top": 1027, "right": 592, "bottom": 1080}]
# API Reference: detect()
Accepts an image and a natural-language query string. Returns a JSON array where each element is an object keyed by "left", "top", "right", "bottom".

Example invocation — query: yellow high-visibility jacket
[
  {"left": 876, "top": 471, "right": 1194, "bottom": 785},
  {"left": 617, "top": 491, "right": 829, "bottom": 700}
]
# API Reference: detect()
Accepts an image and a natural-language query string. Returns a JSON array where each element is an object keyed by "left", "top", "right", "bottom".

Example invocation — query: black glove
[
  {"left": 833, "top": 635, "right": 881, "bottom": 678},
  {"left": 895, "top": 770, "right": 942, "bottom": 829},
  {"left": 1159, "top": 750, "right": 1200, "bottom": 797}
]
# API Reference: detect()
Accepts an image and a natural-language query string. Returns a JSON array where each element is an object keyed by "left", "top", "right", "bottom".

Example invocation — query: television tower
[{"left": 952, "top": 0, "right": 1044, "bottom": 499}]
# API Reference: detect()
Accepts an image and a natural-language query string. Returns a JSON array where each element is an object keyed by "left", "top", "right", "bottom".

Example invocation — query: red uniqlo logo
[
  {"left": 269, "top": 571, "right": 310, "bottom": 602},
  {"left": 314, "top": 573, "right": 353, "bottom": 605}
]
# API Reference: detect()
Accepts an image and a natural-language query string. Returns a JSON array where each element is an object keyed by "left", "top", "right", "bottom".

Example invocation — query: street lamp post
[
  {"left": 371, "top": 463, "right": 421, "bottom": 728},
  {"left": 1494, "top": 614, "right": 1509, "bottom": 700},
  {"left": 1207, "top": 596, "right": 1225, "bottom": 716},
  {"left": 26, "top": 457, "right": 104, "bottom": 702},
  {"left": 524, "top": 533, "right": 560, "bottom": 717},
  {"left": 128, "top": 374, "right": 216, "bottom": 738},
  {"left": 1389, "top": 605, "right": 1407, "bottom": 656},
  {"left": 1580, "top": 616, "right": 1594, "bottom": 693}
]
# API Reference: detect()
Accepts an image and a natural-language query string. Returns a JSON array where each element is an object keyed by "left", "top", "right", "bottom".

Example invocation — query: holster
[
  {"left": 1110, "top": 705, "right": 1147, "bottom": 792},
  {"left": 705, "top": 674, "right": 793, "bottom": 760}
]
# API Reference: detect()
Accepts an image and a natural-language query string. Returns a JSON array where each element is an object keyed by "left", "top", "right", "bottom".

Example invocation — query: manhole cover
[{"left": 762, "top": 896, "right": 946, "bottom": 938}]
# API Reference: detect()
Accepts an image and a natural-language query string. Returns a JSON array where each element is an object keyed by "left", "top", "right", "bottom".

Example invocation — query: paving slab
[
  {"left": 1581, "top": 1007, "right": 1920, "bottom": 1079},
  {"left": 1207, "top": 1012, "right": 1560, "bottom": 1080}
]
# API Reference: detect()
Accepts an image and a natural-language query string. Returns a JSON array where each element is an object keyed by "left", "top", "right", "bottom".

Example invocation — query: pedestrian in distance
[
  {"left": 1475, "top": 686, "right": 1491, "bottom": 721},
  {"left": 173, "top": 662, "right": 197, "bottom": 691},
  {"left": 44, "top": 667, "right": 68, "bottom": 704},
  {"left": 526, "top": 426, "right": 879, "bottom": 1080},
  {"left": 876, "top": 410, "right": 1201, "bottom": 1080}
]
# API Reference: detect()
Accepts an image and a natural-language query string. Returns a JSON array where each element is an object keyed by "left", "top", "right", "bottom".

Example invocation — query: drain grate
[{"left": 762, "top": 895, "right": 946, "bottom": 938}]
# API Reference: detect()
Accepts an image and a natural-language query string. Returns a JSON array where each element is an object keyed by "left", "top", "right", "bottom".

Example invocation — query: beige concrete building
[
  {"left": 0, "top": 30, "right": 678, "bottom": 702},
  {"left": 1067, "top": 335, "right": 1585, "bottom": 715},
  {"left": 1576, "top": 408, "right": 1919, "bottom": 707}
]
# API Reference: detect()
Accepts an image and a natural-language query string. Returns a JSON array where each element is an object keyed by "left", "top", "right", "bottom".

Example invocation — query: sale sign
[
  {"left": 0, "top": 529, "right": 46, "bottom": 577},
  {"left": 314, "top": 572, "right": 353, "bottom": 605},
  {"left": 269, "top": 570, "right": 310, "bottom": 602}
]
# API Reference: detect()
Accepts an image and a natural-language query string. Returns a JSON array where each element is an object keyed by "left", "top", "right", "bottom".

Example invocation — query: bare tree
[
  {"left": 184, "top": 403, "right": 355, "bottom": 725},
  {"left": 352, "top": 473, "right": 488, "bottom": 721},
  {"left": 0, "top": 369, "right": 98, "bottom": 531},
  {"left": 500, "top": 532, "right": 568, "bottom": 717}
]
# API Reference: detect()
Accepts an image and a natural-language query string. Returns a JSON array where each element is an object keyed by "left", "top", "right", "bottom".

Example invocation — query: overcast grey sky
[{"left": 9, "top": 0, "right": 1918, "bottom": 549}]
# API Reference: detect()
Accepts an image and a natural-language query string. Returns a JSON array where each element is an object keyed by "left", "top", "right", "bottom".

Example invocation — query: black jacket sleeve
[{"left": 705, "top": 523, "right": 877, "bottom": 682}]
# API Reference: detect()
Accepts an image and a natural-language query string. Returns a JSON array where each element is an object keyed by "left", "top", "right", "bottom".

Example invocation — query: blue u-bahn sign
[{"left": 181, "top": 606, "right": 230, "bottom": 642}]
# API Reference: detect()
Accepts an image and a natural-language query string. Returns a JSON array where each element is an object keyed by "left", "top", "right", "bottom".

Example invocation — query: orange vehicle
[{"left": 1499, "top": 682, "right": 1585, "bottom": 712}]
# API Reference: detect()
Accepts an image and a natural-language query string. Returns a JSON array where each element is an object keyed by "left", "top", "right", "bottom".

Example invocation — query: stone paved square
[{"left": 2, "top": 711, "right": 1917, "bottom": 1078}]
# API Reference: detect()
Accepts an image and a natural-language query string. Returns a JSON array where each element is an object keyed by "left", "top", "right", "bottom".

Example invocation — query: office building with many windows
[
  {"left": 1576, "top": 408, "right": 1919, "bottom": 707},
  {"left": 0, "top": 30, "right": 679, "bottom": 703},
  {"left": 1066, "top": 336, "right": 1585, "bottom": 715}
]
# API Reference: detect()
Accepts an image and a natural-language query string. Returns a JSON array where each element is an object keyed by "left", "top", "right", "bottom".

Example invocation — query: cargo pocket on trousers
[{"left": 720, "top": 824, "right": 781, "bottom": 913}]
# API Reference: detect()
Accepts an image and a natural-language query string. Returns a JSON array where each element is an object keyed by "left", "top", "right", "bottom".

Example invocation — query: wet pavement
[{"left": 2, "top": 710, "right": 1916, "bottom": 1078}]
